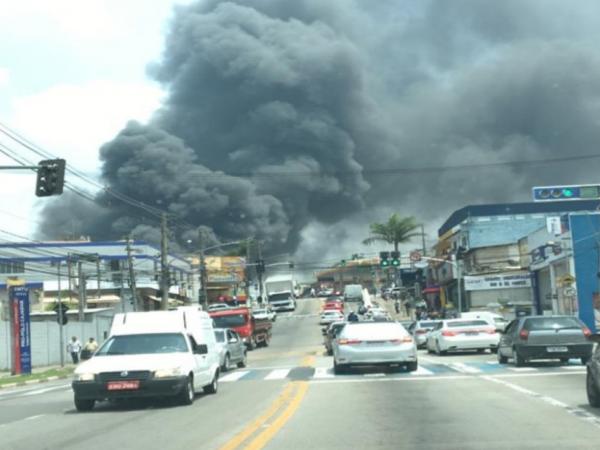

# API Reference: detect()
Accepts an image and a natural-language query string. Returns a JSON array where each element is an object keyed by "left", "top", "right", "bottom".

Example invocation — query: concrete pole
[
  {"left": 77, "top": 260, "right": 86, "bottom": 321},
  {"left": 456, "top": 260, "right": 463, "bottom": 314},
  {"left": 160, "top": 213, "right": 169, "bottom": 310},
  {"left": 57, "top": 262, "right": 65, "bottom": 368},
  {"left": 199, "top": 231, "right": 209, "bottom": 311},
  {"left": 126, "top": 237, "right": 139, "bottom": 311}
]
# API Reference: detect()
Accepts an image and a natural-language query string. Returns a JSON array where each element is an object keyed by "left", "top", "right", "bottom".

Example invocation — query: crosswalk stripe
[
  {"left": 313, "top": 367, "right": 334, "bottom": 379},
  {"left": 220, "top": 370, "right": 250, "bottom": 382},
  {"left": 264, "top": 369, "right": 291, "bottom": 380},
  {"left": 414, "top": 366, "right": 434, "bottom": 376},
  {"left": 561, "top": 365, "right": 586, "bottom": 370},
  {"left": 448, "top": 362, "right": 482, "bottom": 374}
]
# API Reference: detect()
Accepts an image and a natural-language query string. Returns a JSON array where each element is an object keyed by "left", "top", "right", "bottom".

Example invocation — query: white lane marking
[
  {"left": 493, "top": 371, "right": 585, "bottom": 378},
  {"left": 311, "top": 375, "right": 469, "bottom": 384},
  {"left": 481, "top": 375, "right": 600, "bottom": 429},
  {"left": 447, "top": 363, "right": 482, "bottom": 374},
  {"left": 24, "top": 415, "right": 45, "bottom": 421},
  {"left": 219, "top": 371, "right": 250, "bottom": 382},
  {"left": 508, "top": 367, "right": 537, "bottom": 372},
  {"left": 486, "top": 361, "right": 499, "bottom": 365},
  {"left": 414, "top": 366, "right": 434, "bottom": 376},
  {"left": 561, "top": 365, "right": 586, "bottom": 370},
  {"left": 21, "top": 384, "right": 71, "bottom": 396},
  {"left": 363, "top": 373, "right": 386, "bottom": 378},
  {"left": 264, "top": 369, "right": 291, "bottom": 380},
  {"left": 313, "top": 367, "right": 334, "bottom": 379}
]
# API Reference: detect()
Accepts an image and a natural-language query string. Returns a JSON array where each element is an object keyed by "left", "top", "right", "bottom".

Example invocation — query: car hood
[{"left": 75, "top": 353, "right": 192, "bottom": 374}]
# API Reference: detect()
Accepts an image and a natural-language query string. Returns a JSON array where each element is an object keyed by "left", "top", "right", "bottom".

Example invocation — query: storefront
[{"left": 463, "top": 272, "right": 533, "bottom": 315}]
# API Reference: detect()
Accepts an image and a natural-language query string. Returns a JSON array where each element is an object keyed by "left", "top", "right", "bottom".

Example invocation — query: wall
[
  {"left": 0, "top": 312, "right": 113, "bottom": 370},
  {"left": 466, "top": 215, "right": 548, "bottom": 248}
]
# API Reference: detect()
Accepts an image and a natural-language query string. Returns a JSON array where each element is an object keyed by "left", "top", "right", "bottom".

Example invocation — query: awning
[{"left": 422, "top": 287, "right": 440, "bottom": 294}]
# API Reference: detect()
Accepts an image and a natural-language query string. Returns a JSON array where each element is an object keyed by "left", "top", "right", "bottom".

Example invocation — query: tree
[{"left": 362, "top": 214, "right": 421, "bottom": 252}]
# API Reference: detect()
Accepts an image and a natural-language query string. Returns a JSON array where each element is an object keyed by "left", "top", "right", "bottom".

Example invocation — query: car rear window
[
  {"left": 341, "top": 323, "right": 406, "bottom": 340},
  {"left": 419, "top": 321, "right": 440, "bottom": 328},
  {"left": 447, "top": 320, "right": 489, "bottom": 328},
  {"left": 524, "top": 317, "right": 582, "bottom": 330}
]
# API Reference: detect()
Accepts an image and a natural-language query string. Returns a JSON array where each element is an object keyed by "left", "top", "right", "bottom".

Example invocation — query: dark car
[
  {"left": 323, "top": 321, "right": 346, "bottom": 355},
  {"left": 497, "top": 315, "right": 593, "bottom": 367},
  {"left": 587, "top": 333, "right": 600, "bottom": 407}
]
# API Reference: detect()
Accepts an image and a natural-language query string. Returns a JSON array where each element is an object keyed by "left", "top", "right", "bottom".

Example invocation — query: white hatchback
[
  {"left": 426, "top": 319, "right": 500, "bottom": 355},
  {"left": 320, "top": 310, "right": 345, "bottom": 325}
]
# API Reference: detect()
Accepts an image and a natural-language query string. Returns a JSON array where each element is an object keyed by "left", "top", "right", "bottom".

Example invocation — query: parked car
[
  {"left": 323, "top": 321, "right": 346, "bottom": 355},
  {"left": 252, "top": 306, "right": 277, "bottom": 322},
  {"left": 208, "top": 303, "right": 231, "bottom": 312},
  {"left": 332, "top": 322, "right": 417, "bottom": 373},
  {"left": 497, "top": 315, "right": 593, "bottom": 366},
  {"left": 586, "top": 333, "right": 600, "bottom": 407},
  {"left": 343, "top": 284, "right": 364, "bottom": 303},
  {"left": 320, "top": 310, "right": 345, "bottom": 325},
  {"left": 410, "top": 320, "right": 442, "bottom": 349},
  {"left": 318, "top": 288, "right": 334, "bottom": 297},
  {"left": 214, "top": 328, "right": 247, "bottom": 371},
  {"left": 426, "top": 319, "right": 500, "bottom": 355}
]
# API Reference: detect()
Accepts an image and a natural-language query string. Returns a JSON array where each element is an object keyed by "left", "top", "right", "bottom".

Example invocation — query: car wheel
[
  {"left": 436, "top": 341, "right": 447, "bottom": 356},
  {"left": 497, "top": 350, "right": 508, "bottom": 364},
  {"left": 490, "top": 347, "right": 498, "bottom": 354},
  {"left": 587, "top": 371, "right": 600, "bottom": 407},
  {"left": 237, "top": 351, "right": 247, "bottom": 368},
  {"left": 327, "top": 348, "right": 333, "bottom": 356},
  {"left": 178, "top": 375, "right": 195, "bottom": 405},
  {"left": 582, "top": 356, "right": 591, "bottom": 365},
  {"left": 513, "top": 348, "right": 526, "bottom": 367},
  {"left": 222, "top": 354, "right": 231, "bottom": 371},
  {"left": 406, "top": 361, "right": 418, "bottom": 372},
  {"left": 203, "top": 372, "right": 219, "bottom": 395},
  {"left": 74, "top": 397, "right": 95, "bottom": 412},
  {"left": 333, "top": 360, "right": 346, "bottom": 375},
  {"left": 246, "top": 340, "right": 254, "bottom": 351},
  {"left": 476, "top": 348, "right": 486, "bottom": 354}
]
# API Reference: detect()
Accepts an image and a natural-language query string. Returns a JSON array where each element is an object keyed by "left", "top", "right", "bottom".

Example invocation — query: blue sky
[{"left": 0, "top": 0, "right": 192, "bottom": 238}]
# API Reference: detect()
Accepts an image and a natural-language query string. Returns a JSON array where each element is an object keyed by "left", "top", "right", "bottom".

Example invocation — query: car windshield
[
  {"left": 524, "top": 317, "right": 582, "bottom": 330},
  {"left": 447, "top": 320, "right": 489, "bottom": 328},
  {"left": 253, "top": 309, "right": 266, "bottom": 314},
  {"left": 269, "top": 293, "right": 290, "bottom": 302},
  {"left": 212, "top": 314, "right": 247, "bottom": 328},
  {"left": 214, "top": 330, "right": 226, "bottom": 343},
  {"left": 96, "top": 333, "right": 188, "bottom": 355}
]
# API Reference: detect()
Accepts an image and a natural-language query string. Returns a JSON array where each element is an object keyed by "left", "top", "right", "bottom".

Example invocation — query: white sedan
[
  {"left": 426, "top": 319, "right": 500, "bottom": 355},
  {"left": 252, "top": 307, "right": 277, "bottom": 321},
  {"left": 332, "top": 322, "right": 417, "bottom": 373},
  {"left": 320, "top": 310, "right": 345, "bottom": 325}
]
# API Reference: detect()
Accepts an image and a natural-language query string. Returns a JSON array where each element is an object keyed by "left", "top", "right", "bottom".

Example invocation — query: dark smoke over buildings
[{"left": 38, "top": 0, "right": 600, "bottom": 260}]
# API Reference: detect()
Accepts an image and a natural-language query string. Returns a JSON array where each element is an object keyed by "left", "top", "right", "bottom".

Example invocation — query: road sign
[{"left": 410, "top": 251, "right": 422, "bottom": 262}]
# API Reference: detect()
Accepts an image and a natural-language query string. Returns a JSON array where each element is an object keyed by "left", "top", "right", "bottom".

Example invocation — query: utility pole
[
  {"left": 119, "top": 262, "right": 126, "bottom": 312},
  {"left": 126, "top": 237, "right": 139, "bottom": 312},
  {"left": 67, "top": 255, "right": 73, "bottom": 304},
  {"left": 257, "top": 241, "right": 264, "bottom": 304},
  {"left": 57, "top": 262, "right": 65, "bottom": 368},
  {"left": 160, "top": 213, "right": 169, "bottom": 310},
  {"left": 96, "top": 258, "right": 101, "bottom": 301},
  {"left": 198, "top": 230, "right": 208, "bottom": 311},
  {"left": 77, "top": 260, "right": 86, "bottom": 321},
  {"left": 245, "top": 238, "right": 252, "bottom": 307},
  {"left": 421, "top": 224, "right": 427, "bottom": 256}
]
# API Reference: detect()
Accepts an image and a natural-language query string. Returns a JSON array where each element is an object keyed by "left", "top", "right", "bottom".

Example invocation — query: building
[
  {"left": 434, "top": 200, "right": 600, "bottom": 316},
  {"left": 0, "top": 239, "right": 196, "bottom": 314}
]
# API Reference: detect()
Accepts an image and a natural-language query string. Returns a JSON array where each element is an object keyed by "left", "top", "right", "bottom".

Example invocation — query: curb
[{"left": 0, "top": 373, "right": 71, "bottom": 390}]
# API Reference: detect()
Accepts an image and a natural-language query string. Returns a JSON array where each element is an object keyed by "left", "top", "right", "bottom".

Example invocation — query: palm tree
[{"left": 362, "top": 214, "right": 421, "bottom": 252}]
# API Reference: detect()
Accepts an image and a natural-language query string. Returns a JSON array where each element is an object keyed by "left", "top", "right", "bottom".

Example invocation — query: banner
[
  {"left": 10, "top": 286, "right": 31, "bottom": 374},
  {"left": 464, "top": 273, "right": 531, "bottom": 291}
]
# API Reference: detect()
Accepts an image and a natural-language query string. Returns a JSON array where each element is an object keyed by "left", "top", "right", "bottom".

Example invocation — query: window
[
  {"left": 212, "top": 314, "right": 247, "bottom": 328},
  {"left": 0, "top": 261, "right": 25, "bottom": 274},
  {"left": 96, "top": 333, "right": 189, "bottom": 355},
  {"left": 447, "top": 320, "right": 489, "bottom": 328}
]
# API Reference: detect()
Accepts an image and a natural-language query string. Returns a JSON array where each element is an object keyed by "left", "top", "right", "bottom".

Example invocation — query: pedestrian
[
  {"left": 394, "top": 299, "right": 400, "bottom": 314},
  {"left": 67, "top": 336, "right": 82, "bottom": 364},
  {"left": 310, "top": 287, "right": 316, "bottom": 297}
]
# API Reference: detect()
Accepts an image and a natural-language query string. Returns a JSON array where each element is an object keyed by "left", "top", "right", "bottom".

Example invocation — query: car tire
[
  {"left": 406, "top": 361, "right": 418, "bottom": 372},
  {"left": 513, "top": 348, "right": 526, "bottom": 367},
  {"left": 222, "top": 354, "right": 231, "bottom": 371},
  {"left": 237, "top": 352, "right": 247, "bottom": 368},
  {"left": 476, "top": 348, "right": 486, "bottom": 354},
  {"left": 498, "top": 351, "right": 508, "bottom": 364},
  {"left": 587, "top": 371, "right": 600, "bottom": 408},
  {"left": 203, "top": 371, "right": 219, "bottom": 395},
  {"left": 435, "top": 341, "right": 447, "bottom": 356},
  {"left": 582, "top": 356, "right": 591, "bottom": 365},
  {"left": 333, "top": 361, "right": 346, "bottom": 375},
  {"left": 247, "top": 340, "right": 255, "bottom": 351},
  {"left": 490, "top": 347, "right": 498, "bottom": 354},
  {"left": 74, "top": 397, "right": 95, "bottom": 412},
  {"left": 327, "top": 348, "right": 333, "bottom": 356},
  {"left": 178, "top": 375, "right": 195, "bottom": 405}
]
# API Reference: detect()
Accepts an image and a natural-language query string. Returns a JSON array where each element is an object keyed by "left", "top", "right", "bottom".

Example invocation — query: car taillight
[
  {"left": 519, "top": 329, "right": 529, "bottom": 340},
  {"left": 583, "top": 327, "right": 592, "bottom": 337},
  {"left": 338, "top": 339, "right": 362, "bottom": 345},
  {"left": 442, "top": 330, "right": 457, "bottom": 337}
]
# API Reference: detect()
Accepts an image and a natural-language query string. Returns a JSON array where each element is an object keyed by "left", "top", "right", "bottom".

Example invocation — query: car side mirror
[
  {"left": 195, "top": 344, "right": 208, "bottom": 355},
  {"left": 587, "top": 333, "right": 600, "bottom": 343}
]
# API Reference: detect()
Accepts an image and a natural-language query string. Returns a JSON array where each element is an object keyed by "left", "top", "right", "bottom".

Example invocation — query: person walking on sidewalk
[
  {"left": 81, "top": 337, "right": 98, "bottom": 360},
  {"left": 67, "top": 336, "right": 82, "bottom": 364}
]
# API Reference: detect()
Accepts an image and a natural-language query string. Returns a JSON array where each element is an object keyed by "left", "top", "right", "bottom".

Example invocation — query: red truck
[{"left": 209, "top": 307, "right": 272, "bottom": 350}]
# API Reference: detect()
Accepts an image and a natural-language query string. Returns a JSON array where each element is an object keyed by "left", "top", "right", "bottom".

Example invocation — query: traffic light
[
  {"left": 53, "top": 302, "right": 69, "bottom": 325},
  {"left": 390, "top": 251, "right": 400, "bottom": 267},
  {"left": 35, "top": 159, "right": 66, "bottom": 197},
  {"left": 532, "top": 184, "right": 600, "bottom": 202},
  {"left": 379, "top": 251, "right": 390, "bottom": 267}
]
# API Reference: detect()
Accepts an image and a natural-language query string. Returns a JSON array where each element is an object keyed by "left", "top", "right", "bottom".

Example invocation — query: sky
[
  {"left": 0, "top": 0, "right": 191, "bottom": 238},
  {"left": 4, "top": 0, "right": 600, "bottom": 267}
]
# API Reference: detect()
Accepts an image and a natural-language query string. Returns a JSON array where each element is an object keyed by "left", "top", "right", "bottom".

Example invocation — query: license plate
[
  {"left": 107, "top": 380, "right": 140, "bottom": 391},
  {"left": 547, "top": 346, "right": 568, "bottom": 353}
]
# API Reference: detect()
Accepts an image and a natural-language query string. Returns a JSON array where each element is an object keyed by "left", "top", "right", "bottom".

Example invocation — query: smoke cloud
[{"left": 38, "top": 0, "right": 600, "bottom": 261}]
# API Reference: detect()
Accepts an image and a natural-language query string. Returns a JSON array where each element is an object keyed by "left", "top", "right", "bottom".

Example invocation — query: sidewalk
[{"left": 0, "top": 364, "right": 75, "bottom": 389}]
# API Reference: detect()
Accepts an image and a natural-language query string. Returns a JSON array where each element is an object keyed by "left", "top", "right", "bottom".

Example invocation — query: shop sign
[{"left": 464, "top": 273, "right": 531, "bottom": 291}]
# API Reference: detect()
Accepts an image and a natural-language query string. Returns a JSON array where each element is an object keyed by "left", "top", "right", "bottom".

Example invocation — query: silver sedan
[{"left": 332, "top": 322, "right": 417, "bottom": 374}]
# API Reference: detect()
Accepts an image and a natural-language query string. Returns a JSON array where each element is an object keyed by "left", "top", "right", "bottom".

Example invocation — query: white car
[
  {"left": 426, "top": 319, "right": 500, "bottom": 355},
  {"left": 332, "top": 322, "right": 417, "bottom": 373},
  {"left": 208, "top": 303, "right": 231, "bottom": 312},
  {"left": 72, "top": 310, "right": 220, "bottom": 411},
  {"left": 320, "top": 310, "right": 345, "bottom": 325},
  {"left": 214, "top": 328, "right": 247, "bottom": 370},
  {"left": 252, "top": 307, "right": 277, "bottom": 321},
  {"left": 409, "top": 320, "right": 442, "bottom": 348}
]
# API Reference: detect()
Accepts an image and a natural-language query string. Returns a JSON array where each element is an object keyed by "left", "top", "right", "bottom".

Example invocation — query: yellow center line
[
  {"left": 243, "top": 381, "right": 309, "bottom": 450},
  {"left": 218, "top": 383, "right": 296, "bottom": 450}
]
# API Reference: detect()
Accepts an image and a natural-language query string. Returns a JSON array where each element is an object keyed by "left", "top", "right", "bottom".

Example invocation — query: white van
[
  {"left": 72, "top": 309, "right": 220, "bottom": 411},
  {"left": 460, "top": 311, "right": 509, "bottom": 332},
  {"left": 344, "top": 284, "right": 364, "bottom": 303}
]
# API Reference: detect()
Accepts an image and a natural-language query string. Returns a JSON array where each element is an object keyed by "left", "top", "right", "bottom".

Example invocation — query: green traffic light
[
  {"left": 391, "top": 259, "right": 400, "bottom": 267},
  {"left": 380, "top": 260, "right": 390, "bottom": 267},
  {"left": 562, "top": 188, "right": 574, "bottom": 198}
]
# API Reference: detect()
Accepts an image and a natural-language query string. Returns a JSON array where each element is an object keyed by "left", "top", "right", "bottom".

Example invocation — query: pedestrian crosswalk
[{"left": 219, "top": 360, "right": 587, "bottom": 383}]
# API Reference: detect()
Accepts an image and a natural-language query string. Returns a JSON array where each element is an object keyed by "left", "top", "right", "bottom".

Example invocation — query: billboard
[{"left": 9, "top": 285, "right": 31, "bottom": 374}]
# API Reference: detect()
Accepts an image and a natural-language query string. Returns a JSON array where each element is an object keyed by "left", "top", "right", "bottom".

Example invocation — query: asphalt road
[{"left": 1, "top": 298, "right": 599, "bottom": 450}]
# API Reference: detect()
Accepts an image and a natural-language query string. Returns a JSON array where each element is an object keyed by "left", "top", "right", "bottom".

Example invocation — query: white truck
[
  {"left": 71, "top": 308, "right": 220, "bottom": 411},
  {"left": 265, "top": 274, "right": 297, "bottom": 312}
]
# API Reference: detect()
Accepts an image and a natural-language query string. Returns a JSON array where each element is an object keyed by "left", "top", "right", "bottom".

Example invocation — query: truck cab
[
  {"left": 267, "top": 291, "right": 296, "bottom": 312},
  {"left": 209, "top": 307, "right": 272, "bottom": 349}
]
